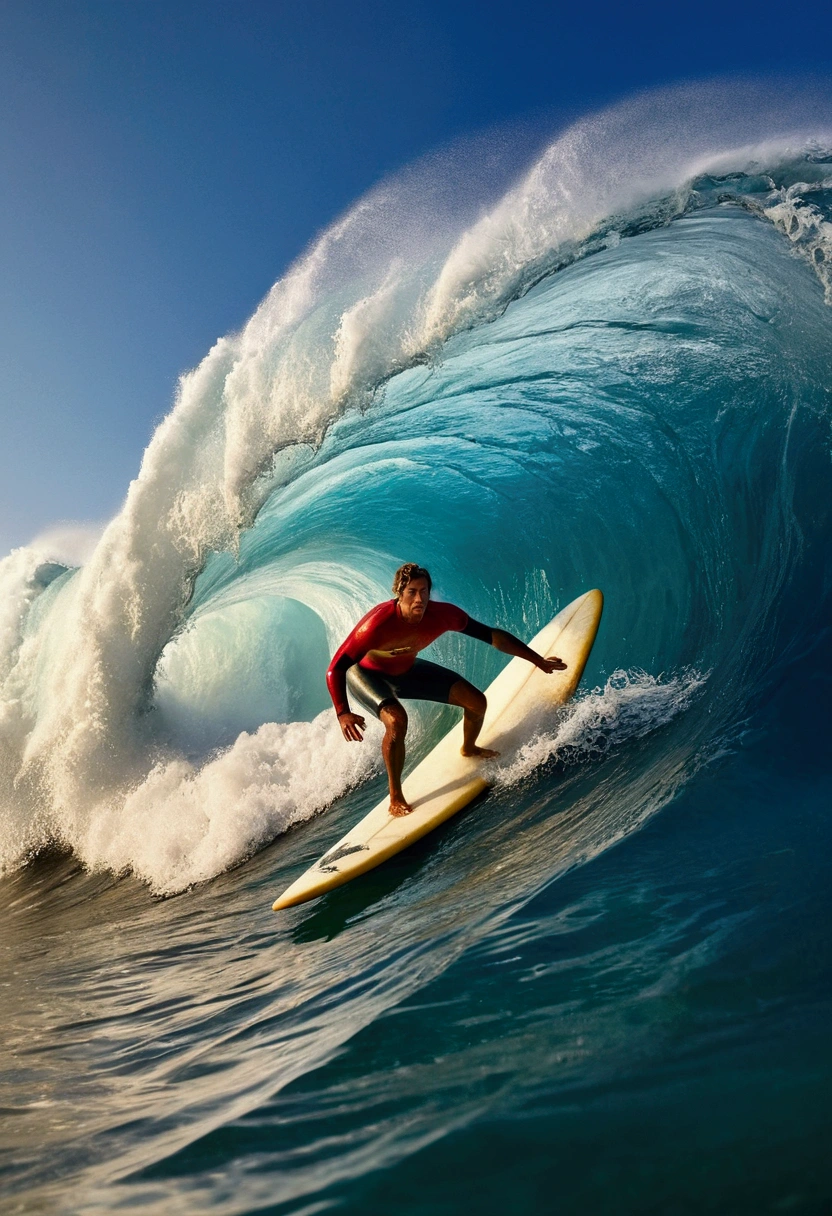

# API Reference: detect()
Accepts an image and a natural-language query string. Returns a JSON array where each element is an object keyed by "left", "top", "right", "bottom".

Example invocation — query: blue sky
[{"left": 2, "top": 0, "right": 831, "bottom": 554}]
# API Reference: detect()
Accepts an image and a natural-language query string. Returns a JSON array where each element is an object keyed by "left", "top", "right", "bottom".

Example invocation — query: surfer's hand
[
  {"left": 538, "top": 655, "right": 567, "bottom": 673},
  {"left": 339, "top": 711, "right": 366, "bottom": 742}
]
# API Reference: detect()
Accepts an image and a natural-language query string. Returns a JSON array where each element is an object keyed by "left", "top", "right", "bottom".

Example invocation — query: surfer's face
[{"left": 398, "top": 577, "right": 430, "bottom": 622}]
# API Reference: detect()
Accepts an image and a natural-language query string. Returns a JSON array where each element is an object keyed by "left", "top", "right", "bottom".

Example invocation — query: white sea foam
[
  {"left": 0, "top": 550, "right": 46, "bottom": 683},
  {"left": 764, "top": 176, "right": 832, "bottom": 300},
  {"left": 494, "top": 668, "right": 708, "bottom": 788},
  {"left": 89, "top": 713, "right": 382, "bottom": 895}
]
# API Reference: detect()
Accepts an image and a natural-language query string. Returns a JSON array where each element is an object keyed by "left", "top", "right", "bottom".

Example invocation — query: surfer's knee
[
  {"left": 449, "top": 679, "right": 485, "bottom": 717},
  {"left": 462, "top": 687, "right": 487, "bottom": 719},
  {"left": 380, "top": 702, "right": 408, "bottom": 737}
]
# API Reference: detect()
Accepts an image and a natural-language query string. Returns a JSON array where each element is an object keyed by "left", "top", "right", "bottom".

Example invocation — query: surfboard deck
[{"left": 272, "top": 588, "right": 603, "bottom": 911}]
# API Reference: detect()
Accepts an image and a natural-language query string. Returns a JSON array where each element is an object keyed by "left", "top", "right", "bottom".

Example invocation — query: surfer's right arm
[
  {"left": 326, "top": 650, "right": 366, "bottom": 741},
  {"left": 327, "top": 605, "right": 393, "bottom": 741}
]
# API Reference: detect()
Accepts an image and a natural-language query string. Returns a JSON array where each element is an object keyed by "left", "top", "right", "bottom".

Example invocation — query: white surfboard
[{"left": 272, "top": 588, "right": 603, "bottom": 911}]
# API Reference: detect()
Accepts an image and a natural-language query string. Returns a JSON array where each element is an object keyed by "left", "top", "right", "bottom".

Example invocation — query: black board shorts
[{"left": 346, "top": 659, "right": 462, "bottom": 718}]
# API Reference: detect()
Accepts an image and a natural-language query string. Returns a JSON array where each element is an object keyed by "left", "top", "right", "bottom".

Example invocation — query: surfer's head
[{"left": 393, "top": 563, "right": 431, "bottom": 622}]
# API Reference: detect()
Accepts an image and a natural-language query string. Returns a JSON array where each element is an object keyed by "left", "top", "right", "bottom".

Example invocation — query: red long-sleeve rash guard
[{"left": 326, "top": 599, "right": 490, "bottom": 716}]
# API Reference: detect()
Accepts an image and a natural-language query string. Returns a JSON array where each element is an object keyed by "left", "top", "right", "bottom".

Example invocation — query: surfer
[{"left": 326, "top": 562, "right": 567, "bottom": 816}]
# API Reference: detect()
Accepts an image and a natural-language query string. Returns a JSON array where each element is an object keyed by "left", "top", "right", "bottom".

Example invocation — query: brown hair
[{"left": 392, "top": 563, "right": 432, "bottom": 599}]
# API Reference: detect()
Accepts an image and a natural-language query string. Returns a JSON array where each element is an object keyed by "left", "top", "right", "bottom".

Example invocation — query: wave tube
[{"left": 1, "top": 79, "right": 831, "bottom": 893}]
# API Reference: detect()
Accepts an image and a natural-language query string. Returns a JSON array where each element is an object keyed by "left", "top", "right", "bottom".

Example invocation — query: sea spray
[{"left": 494, "top": 668, "right": 709, "bottom": 788}]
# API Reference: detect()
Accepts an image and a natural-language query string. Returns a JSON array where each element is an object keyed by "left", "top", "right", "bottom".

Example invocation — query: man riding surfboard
[{"left": 326, "top": 563, "right": 567, "bottom": 817}]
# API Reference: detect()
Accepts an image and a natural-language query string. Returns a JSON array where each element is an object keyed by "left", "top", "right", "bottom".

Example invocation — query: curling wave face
[{"left": 1, "top": 80, "right": 832, "bottom": 892}]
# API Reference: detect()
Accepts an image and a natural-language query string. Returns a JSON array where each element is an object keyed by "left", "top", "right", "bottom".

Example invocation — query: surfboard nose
[{"left": 272, "top": 890, "right": 301, "bottom": 911}]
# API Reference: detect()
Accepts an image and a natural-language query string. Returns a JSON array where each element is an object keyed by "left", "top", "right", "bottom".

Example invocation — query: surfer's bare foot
[
  {"left": 460, "top": 745, "right": 499, "bottom": 759},
  {"left": 389, "top": 797, "right": 413, "bottom": 817}
]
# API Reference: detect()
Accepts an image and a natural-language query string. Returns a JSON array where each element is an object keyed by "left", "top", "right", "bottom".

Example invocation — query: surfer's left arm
[{"left": 463, "top": 618, "right": 567, "bottom": 672}]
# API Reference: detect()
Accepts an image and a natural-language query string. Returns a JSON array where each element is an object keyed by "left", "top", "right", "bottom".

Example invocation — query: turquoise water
[{"left": 2, "top": 87, "right": 832, "bottom": 1213}]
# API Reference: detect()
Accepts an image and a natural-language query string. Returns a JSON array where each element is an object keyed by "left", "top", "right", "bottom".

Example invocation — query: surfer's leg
[
  {"left": 449, "top": 679, "right": 499, "bottom": 759},
  {"left": 379, "top": 701, "right": 412, "bottom": 816},
  {"left": 346, "top": 665, "right": 413, "bottom": 816}
]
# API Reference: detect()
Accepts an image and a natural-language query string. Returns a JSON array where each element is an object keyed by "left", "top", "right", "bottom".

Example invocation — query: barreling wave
[{"left": 1, "top": 78, "right": 831, "bottom": 893}]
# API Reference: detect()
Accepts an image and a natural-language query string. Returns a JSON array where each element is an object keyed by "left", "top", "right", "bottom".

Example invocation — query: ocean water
[{"left": 2, "top": 82, "right": 831, "bottom": 1214}]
